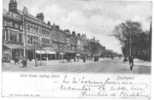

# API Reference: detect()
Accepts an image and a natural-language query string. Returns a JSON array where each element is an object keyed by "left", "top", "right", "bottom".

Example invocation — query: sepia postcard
[{"left": 1, "top": 0, "right": 152, "bottom": 100}]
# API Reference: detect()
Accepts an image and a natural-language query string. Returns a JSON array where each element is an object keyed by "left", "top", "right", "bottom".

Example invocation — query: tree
[
  {"left": 114, "top": 20, "right": 151, "bottom": 61},
  {"left": 88, "top": 40, "right": 104, "bottom": 57}
]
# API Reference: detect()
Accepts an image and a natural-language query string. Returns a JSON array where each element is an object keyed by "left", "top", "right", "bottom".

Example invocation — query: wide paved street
[{"left": 2, "top": 58, "right": 151, "bottom": 74}]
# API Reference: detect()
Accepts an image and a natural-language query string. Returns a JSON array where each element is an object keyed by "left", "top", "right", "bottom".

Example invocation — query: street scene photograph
[{"left": 2, "top": 0, "right": 152, "bottom": 74}]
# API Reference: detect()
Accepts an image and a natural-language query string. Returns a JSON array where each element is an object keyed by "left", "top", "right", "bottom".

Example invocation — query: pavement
[{"left": 2, "top": 58, "right": 151, "bottom": 74}]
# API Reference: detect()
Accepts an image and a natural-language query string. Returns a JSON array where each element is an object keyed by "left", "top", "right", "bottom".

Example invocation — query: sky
[{"left": 3, "top": 0, "right": 152, "bottom": 54}]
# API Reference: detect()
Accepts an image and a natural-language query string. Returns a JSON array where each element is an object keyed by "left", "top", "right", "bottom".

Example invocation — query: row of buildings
[{"left": 2, "top": 0, "right": 105, "bottom": 62}]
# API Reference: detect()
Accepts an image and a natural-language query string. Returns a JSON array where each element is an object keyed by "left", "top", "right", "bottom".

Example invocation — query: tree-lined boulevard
[
  {"left": 2, "top": 57, "right": 151, "bottom": 74},
  {"left": 2, "top": 0, "right": 152, "bottom": 74}
]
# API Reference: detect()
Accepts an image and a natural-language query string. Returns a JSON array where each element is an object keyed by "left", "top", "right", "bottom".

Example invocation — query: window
[
  {"left": 10, "top": 31, "right": 17, "bottom": 42},
  {"left": 6, "top": 30, "right": 8, "bottom": 41},
  {"left": 14, "top": 23, "right": 19, "bottom": 29},
  {"left": 42, "top": 38, "right": 49, "bottom": 44},
  {"left": 26, "top": 23, "right": 28, "bottom": 31},
  {"left": 39, "top": 27, "right": 42, "bottom": 33},
  {"left": 35, "top": 25, "right": 38, "bottom": 33},
  {"left": 33, "top": 37, "right": 39, "bottom": 45},
  {"left": 27, "top": 35, "right": 39, "bottom": 45},
  {"left": 33, "top": 25, "right": 36, "bottom": 33},
  {"left": 3, "top": 20, "right": 7, "bottom": 26},
  {"left": 29, "top": 24, "right": 32, "bottom": 32},
  {"left": 3, "top": 29, "right": 5, "bottom": 41},
  {"left": 42, "top": 29, "right": 45, "bottom": 34},
  {"left": 20, "top": 25, "right": 23, "bottom": 30},
  {"left": 31, "top": 24, "right": 34, "bottom": 33},
  {"left": 26, "top": 23, "right": 29, "bottom": 31},
  {"left": 19, "top": 34, "right": 22, "bottom": 42},
  {"left": 8, "top": 21, "right": 13, "bottom": 27},
  {"left": 28, "top": 24, "right": 30, "bottom": 31},
  {"left": 27, "top": 35, "right": 32, "bottom": 44},
  {"left": 36, "top": 26, "right": 39, "bottom": 33}
]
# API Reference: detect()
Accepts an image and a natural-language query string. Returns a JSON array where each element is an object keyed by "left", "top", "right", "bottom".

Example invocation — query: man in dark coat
[
  {"left": 14, "top": 56, "right": 19, "bottom": 64},
  {"left": 129, "top": 56, "right": 134, "bottom": 71},
  {"left": 21, "top": 57, "right": 27, "bottom": 68}
]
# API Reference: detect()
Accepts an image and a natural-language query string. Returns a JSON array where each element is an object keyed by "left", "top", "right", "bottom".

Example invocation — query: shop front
[
  {"left": 42, "top": 47, "right": 56, "bottom": 60},
  {"left": 2, "top": 44, "right": 24, "bottom": 62},
  {"left": 35, "top": 49, "right": 56, "bottom": 60}
]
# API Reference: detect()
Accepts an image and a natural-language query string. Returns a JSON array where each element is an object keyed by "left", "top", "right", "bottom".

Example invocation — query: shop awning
[
  {"left": 3, "top": 50, "right": 11, "bottom": 54},
  {"left": 45, "top": 50, "right": 56, "bottom": 54},
  {"left": 36, "top": 49, "right": 56, "bottom": 54},
  {"left": 42, "top": 47, "right": 56, "bottom": 54},
  {"left": 76, "top": 53, "right": 80, "bottom": 56},
  {"left": 35, "top": 50, "right": 46, "bottom": 54},
  {"left": 3, "top": 44, "right": 24, "bottom": 49},
  {"left": 60, "top": 52, "right": 64, "bottom": 55}
]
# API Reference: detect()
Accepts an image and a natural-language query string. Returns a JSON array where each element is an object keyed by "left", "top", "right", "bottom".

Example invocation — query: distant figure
[
  {"left": 94, "top": 56, "right": 99, "bottom": 62},
  {"left": 123, "top": 57, "right": 127, "bottom": 62},
  {"left": 76, "top": 56, "right": 80, "bottom": 62},
  {"left": 66, "top": 55, "right": 71, "bottom": 62},
  {"left": 29, "top": 57, "right": 32, "bottom": 61},
  {"left": 14, "top": 56, "right": 19, "bottom": 64},
  {"left": 111, "top": 56, "right": 114, "bottom": 60},
  {"left": 129, "top": 56, "right": 134, "bottom": 71},
  {"left": 82, "top": 56, "right": 86, "bottom": 63},
  {"left": 74, "top": 56, "right": 76, "bottom": 62},
  {"left": 21, "top": 58, "right": 27, "bottom": 68}
]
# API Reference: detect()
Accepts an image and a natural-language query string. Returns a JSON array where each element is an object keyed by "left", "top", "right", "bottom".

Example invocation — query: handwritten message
[{"left": 2, "top": 72, "right": 151, "bottom": 99}]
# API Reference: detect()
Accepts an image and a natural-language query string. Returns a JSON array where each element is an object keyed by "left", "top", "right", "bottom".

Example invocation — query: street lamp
[
  {"left": 129, "top": 29, "right": 132, "bottom": 57},
  {"left": 125, "top": 23, "right": 132, "bottom": 57},
  {"left": 22, "top": 7, "right": 27, "bottom": 67},
  {"left": 33, "top": 39, "right": 37, "bottom": 67}
]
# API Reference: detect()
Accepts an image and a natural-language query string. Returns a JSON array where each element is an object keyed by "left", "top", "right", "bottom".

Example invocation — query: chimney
[
  {"left": 47, "top": 21, "right": 51, "bottom": 25},
  {"left": 36, "top": 13, "right": 44, "bottom": 21},
  {"left": 9, "top": 0, "right": 17, "bottom": 13}
]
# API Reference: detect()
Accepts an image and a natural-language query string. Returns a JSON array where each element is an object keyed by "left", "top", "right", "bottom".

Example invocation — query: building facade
[
  {"left": 3, "top": 2, "right": 23, "bottom": 61},
  {"left": 2, "top": 0, "right": 104, "bottom": 62},
  {"left": 3, "top": 0, "right": 53, "bottom": 61}
]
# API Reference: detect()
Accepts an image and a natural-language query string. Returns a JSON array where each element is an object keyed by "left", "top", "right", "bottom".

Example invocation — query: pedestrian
[
  {"left": 74, "top": 56, "right": 76, "bottom": 62},
  {"left": 123, "top": 57, "right": 128, "bottom": 62},
  {"left": 66, "top": 55, "right": 71, "bottom": 62},
  {"left": 21, "top": 57, "right": 27, "bottom": 68},
  {"left": 82, "top": 56, "right": 86, "bottom": 63},
  {"left": 14, "top": 56, "right": 19, "bottom": 64},
  {"left": 129, "top": 56, "right": 134, "bottom": 71},
  {"left": 111, "top": 55, "right": 114, "bottom": 59},
  {"left": 94, "top": 56, "right": 98, "bottom": 62}
]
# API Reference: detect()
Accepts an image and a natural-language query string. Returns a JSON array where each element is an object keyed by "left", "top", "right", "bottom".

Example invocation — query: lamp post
[
  {"left": 127, "top": 24, "right": 132, "bottom": 57},
  {"left": 39, "top": 21, "right": 43, "bottom": 66},
  {"left": 39, "top": 43, "right": 42, "bottom": 66},
  {"left": 33, "top": 39, "right": 37, "bottom": 67},
  {"left": 22, "top": 8, "right": 27, "bottom": 67},
  {"left": 129, "top": 31, "right": 132, "bottom": 57}
]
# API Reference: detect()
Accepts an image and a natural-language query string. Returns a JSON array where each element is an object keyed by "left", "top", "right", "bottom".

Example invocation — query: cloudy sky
[{"left": 3, "top": 0, "right": 152, "bottom": 54}]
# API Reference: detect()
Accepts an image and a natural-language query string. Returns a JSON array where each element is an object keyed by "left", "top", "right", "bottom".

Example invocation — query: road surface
[{"left": 2, "top": 58, "right": 151, "bottom": 74}]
